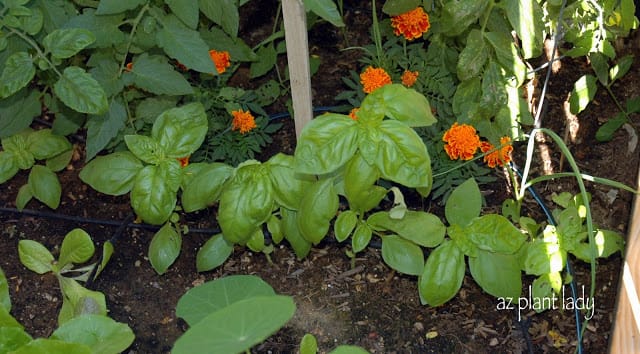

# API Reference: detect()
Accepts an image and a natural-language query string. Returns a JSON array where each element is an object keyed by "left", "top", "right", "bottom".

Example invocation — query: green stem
[
  {"left": 7, "top": 27, "right": 62, "bottom": 78},
  {"left": 119, "top": 3, "right": 150, "bottom": 75},
  {"left": 605, "top": 84, "right": 632, "bottom": 121}
]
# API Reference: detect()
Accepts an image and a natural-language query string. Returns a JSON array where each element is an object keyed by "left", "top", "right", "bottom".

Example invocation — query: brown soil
[{"left": 1, "top": 2, "right": 640, "bottom": 354}]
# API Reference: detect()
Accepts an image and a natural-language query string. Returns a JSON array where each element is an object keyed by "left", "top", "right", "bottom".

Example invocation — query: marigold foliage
[
  {"left": 360, "top": 66, "right": 392, "bottom": 93},
  {"left": 231, "top": 109, "right": 257, "bottom": 134},
  {"left": 391, "top": 7, "right": 430, "bottom": 41},
  {"left": 442, "top": 122, "right": 481, "bottom": 160}
]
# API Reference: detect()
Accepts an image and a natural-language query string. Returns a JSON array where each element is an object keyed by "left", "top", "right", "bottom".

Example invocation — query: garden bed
[{"left": 1, "top": 1, "right": 640, "bottom": 353}]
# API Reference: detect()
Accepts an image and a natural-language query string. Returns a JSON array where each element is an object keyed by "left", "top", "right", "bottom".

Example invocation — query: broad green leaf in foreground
[
  {"left": 51, "top": 315, "right": 134, "bottom": 354},
  {"left": 176, "top": 275, "right": 277, "bottom": 326},
  {"left": 79, "top": 151, "right": 143, "bottom": 195},
  {"left": 172, "top": 295, "right": 295, "bottom": 354},
  {"left": 156, "top": 15, "right": 217, "bottom": 73},
  {"left": 0, "top": 52, "right": 36, "bottom": 98},
  {"left": 419, "top": 240, "right": 465, "bottom": 306},
  {"left": 28, "top": 165, "right": 61, "bottom": 209}
]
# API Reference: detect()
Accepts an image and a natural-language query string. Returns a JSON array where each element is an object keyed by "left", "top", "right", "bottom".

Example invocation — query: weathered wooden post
[
  {"left": 281, "top": 0, "right": 314, "bottom": 139},
  {"left": 610, "top": 169, "right": 640, "bottom": 351}
]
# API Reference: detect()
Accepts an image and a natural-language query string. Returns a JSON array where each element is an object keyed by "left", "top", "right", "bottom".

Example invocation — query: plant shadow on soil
[{"left": 2, "top": 2, "right": 640, "bottom": 353}]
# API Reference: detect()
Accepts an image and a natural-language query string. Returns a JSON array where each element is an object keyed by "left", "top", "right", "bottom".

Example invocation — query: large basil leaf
[
  {"left": 372, "top": 120, "right": 431, "bottom": 188},
  {"left": 381, "top": 235, "right": 424, "bottom": 276},
  {"left": 28, "top": 165, "right": 61, "bottom": 209},
  {"left": 469, "top": 249, "right": 522, "bottom": 300},
  {"left": 131, "top": 53, "right": 194, "bottom": 95},
  {"left": 124, "top": 135, "right": 163, "bottom": 165},
  {"left": 43, "top": 28, "right": 95, "bottom": 59},
  {"left": 27, "top": 129, "right": 71, "bottom": 160},
  {"left": 218, "top": 164, "right": 274, "bottom": 244},
  {"left": 0, "top": 151, "right": 19, "bottom": 184},
  {"left": 367, "top": 211, "right": 445, "bottom": 248},
  {"left": 445, "top": 177, "right": 481, "bottom": 227},
  {"left": 156, "top": 15, "right": 216, "bottom": 73},
  {"left": 343, "top": 154, "right": 387, "bottom": 213},
  {"left": 297, "top": 178, "right": 339, "bottom": 244},
  {"left": 466, "top": 214, "right": 526, "bottom": 254},
  {"left": 79, "top": 151, "right": 143, "bottom": 195},
  {"left": 54, "top": 66, "right": 108, "bottom": 115},
  {"left": 523, "top": 239, "right": 566, "bottom": 275},
  {"left": 130, "top": 165, "right": 177, "bottom": 225},
  {"left": 148, "top": 223, "right": 182, "bottom": 274},
  {"left": 182, "top": 163, "right": 234, "bottom": 212},
  {"left": 51, "top": 314, "right": 134, "bottom": 354},
  {"left": 360, "top": 84, "right": 436, "bottom": 127},
  {"left": 293, "top": 114, "right": 358, "bottom": 175},
  {"left": 419, "top": 240, "right": 465, "bottom": 306},
  {"left": 265, "top": 153, "right": 309, "bottom": 210},
  {"left": 196, "top": 234, "right": 234, "bottom": 272},
  {"left": 151, "top": 102, "right": 208, "bottom": 158}
]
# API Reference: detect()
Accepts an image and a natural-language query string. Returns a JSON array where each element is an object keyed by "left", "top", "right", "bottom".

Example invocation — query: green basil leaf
[
  {"left": 0, "top": 267, "right": 11, "bottom": 312},
  {"left": 51, "top": 314, "right": 134, "bottom": 354},
  {"left": 610, "top": 54, "right": 634, "bottom": 83},
  {"left": 595, "top": 112, "right": 627, "bottom": 142},
  {"left": 293, "top": 114, "right": 358, "bottom": 175},
  {"left": 156, "top": 15, "right": 217, "bottom": 73},
  {"left": 572, "top": 229, "right": 625, "bottom": 262},
  {"left": 469, "top": 249, "right": 522, "bottom": 299},
  {"left": 419, "top": 240, "right": 465, "bottom": 306},
  {"left": 79, "top": 151, "right": 143, "bottom": 196},
  {"left": 530, "top": 272, "right": 563, "bottom": 312},
  {"left": 28, "top": 165, "right": 61, "bottom": 209},
  {"left": 484, "top": 31, "right": 526, "bottom": 86},
  {"left": 46, "top": 148, "right": 73, "bottom": 172},
  {"left": 360, "top": 84, "right": 436, "bottom": 127},
  {"left": 131, "top": 53, "right": 194, "bottom": 95},
  {"left": 196, "top": 234, "right": 234, "bottom": 272},
  {"left": 466, "top": 214, "right": 526, "bottom": 254},
  {"left": 148, "top": 223, "right": 182, "bottom": 274},
  {"left": 267, "top": 215, "right": 284, "bottom": 244},
  {"left": 0, "top": 51, "right": 35, "bottom": 98},
  {"left": 439, "top": 0, "right": 488, "bottom": 37},
  {"left": 367, "top": 211, "right": 445, "bottom": 248},
  {"left": 15, "top": 184, "right": 32, "bottom": 210},
  {"left": 381, "top": 234, "right": 424, "bottom": 275},
  {"left": 218, "top": 164, "right": 274, "bottom": 244},
  {"left": 300, "top": 333, "right": 318, "bottom": 354},
  {"left": 334, "top": 210, "right": 358, "bottom": 242},
  {"left": 266, "top": 153, "right": 309, "bottom": 210},
  {"left": 351, "top": 222, "right": 372, "bottom": 253},
  {"left": 343, "top": 154, "right": 386, "bottom": 213},
  {"left": 382, "top": 0, "right": 421, "bottom": 16},
  {"left": 27, "top": 129, "right": 71, "bottom": 160},
  {"left": 59, "top": 229, "right": 95, "bottom": 269},
  {"left": 57, "top": 276, "right": 107, "bottom": 324},
  {"left": 18, "top": 239, "right": 54, "bottom": 274},
  {"left": 54, "top": 66, "right": 108, "bottom": 115},
  {"left": 152, "top": 102, "right": 208, "bottom": 158},
  {"left": 445, "top": 177, "right": 481, "bottom": 226},
  {"left": 297, "top": 178, "right": 339, "bottom": 244},
  {"left": 374, "top": 120, "right": 431, "bottom": 188},
  {"left": 182, "top": 163, "right": 234, "bottom": 212},
  {"left": 124, "top": 135, "right": 163, "bottom": 165},
  {"left": 523, "top": 239, "right": 566, "bottom": 275},
  {"left": 20, "top": 7, "right": 44, "bottom": 35},
  {"left": 43, "top": 28, "right": 95, "bottom": 59},
  {"left": 447, "top": 224, "right": 479, "bottom": 257},
  {"left": 130, "top": 165, "right": 177, "bottom": 224},
  {"left": 281, "top": 208, "right": 312, "bottom": 259},
  {"left": 250, "top": 42, "right": 276, "bottom": 78},
  {"left": 0, "top": 151, "right": 19, "bottom": 184},
  {"left": 0, "top": 326, "right": 31, "bottom": 351}
]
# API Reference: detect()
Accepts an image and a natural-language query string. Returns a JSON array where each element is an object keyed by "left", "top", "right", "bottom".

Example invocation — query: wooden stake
[{"left": 281, "top": 0, "right": 313, "bottom": 139}]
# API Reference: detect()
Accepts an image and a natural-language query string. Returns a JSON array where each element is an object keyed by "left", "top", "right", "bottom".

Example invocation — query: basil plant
[{"left": 80, "top": 102, "right": 208, "bottom": 225}]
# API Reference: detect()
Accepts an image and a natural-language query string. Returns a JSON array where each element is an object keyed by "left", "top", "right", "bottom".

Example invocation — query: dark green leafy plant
[
  {"left": 0, "top": 265, "right": 134, "bottom": 353},
  {"left": 0, "top": 128, "right": 72, "bottom": 209}
]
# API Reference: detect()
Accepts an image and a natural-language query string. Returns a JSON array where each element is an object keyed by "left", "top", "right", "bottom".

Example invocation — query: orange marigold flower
[
  {"left": 360, "top": 66, "right": 392, "bottom": 93},
  {"left": 391, "top": 7, "right": 430, "bottom": 41},
  {"left": 480, "top": 137, "right": 513, "bottom": 168},
  {"left": 349, "top": 107, "right": 360, "bottom": 120},
  {"left": 442, "top": 122, "right": 481, "bottom": 160},
  {"left": 231, "top": 109, "right": 257, "bottom": 134},
  {"left": 177, "top": 156, "right": 190, "bottom": 168},
  {"left": 209, "top": 49, "right": 231, "bottom": 74},
  {"left": 125, "top": 62, "right": 133, "bottom": 72},
  {"left": 401, "top": 70, "right": 419, "bottom": 87}
]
